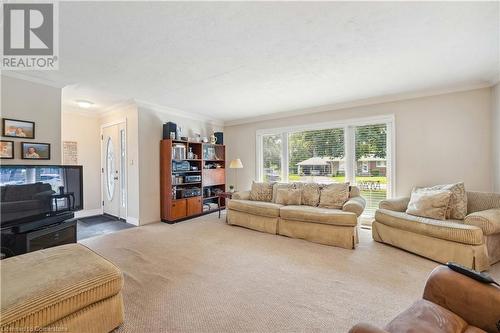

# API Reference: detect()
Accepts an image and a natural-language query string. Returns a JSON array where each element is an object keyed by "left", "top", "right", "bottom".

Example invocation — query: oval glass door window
[{"left": 106, "top": 137, "right": 115, "bottom": 200}]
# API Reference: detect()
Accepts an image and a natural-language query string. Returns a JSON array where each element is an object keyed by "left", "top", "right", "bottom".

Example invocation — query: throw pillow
[
  {"left": 415, "top": 182, "right": 467, "bottom": 220},
  {"left": 276, "top": 188, "right": 301, "bottom": 205},
  {"left": 300, "top": 183, "right": 321, "bottom": 207},
  {"left": 406, "top": 189, "right": 452, "bottom": 220},
  {"left": 318, "top": 183, "right": 350, "bottom": 209},
  {"left": 272, "top": 183, "right": 296, "bottom": 203},
  {"left": 249, "top": 181, "right": 273, "bottom": 202}
]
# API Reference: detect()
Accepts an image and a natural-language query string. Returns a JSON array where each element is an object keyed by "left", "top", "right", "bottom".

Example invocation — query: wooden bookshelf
[{"left": 160, "top": 139, "right": 226, "bottom": 223}]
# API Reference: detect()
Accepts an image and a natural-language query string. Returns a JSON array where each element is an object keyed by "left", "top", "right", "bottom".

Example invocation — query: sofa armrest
[
  {"left": 378, "top": 197, "right": 410, "bottom": 212},
  {"left": 232, "top": 191, "right": 250, "bottom": 200},
  {"left": 348, "top": 323, "right": 389, "bottom": 333},
  {"left": 422, "top": 266, "right": 500, "bottom": 333},
  {"left": 464, "top": 208, "right": 500, "bottom": 236},
  {"left": 343, "top": 196, "right": 366, "bottom": 217}
]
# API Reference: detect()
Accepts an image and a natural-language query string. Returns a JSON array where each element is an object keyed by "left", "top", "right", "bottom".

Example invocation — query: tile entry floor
[{"left": 77, "top": 215, "right": 135, "bottom": 241}]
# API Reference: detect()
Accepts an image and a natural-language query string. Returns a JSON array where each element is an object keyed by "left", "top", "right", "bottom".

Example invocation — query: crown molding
[
  {"left": 99, "top": 99, "right": 137, "bottom": 117},
  {"left": 224, "top": 81, "right": 495, "bottom": 127},
  {"left": 135, "top": 99, "right": 224, "bottom": 127},
  {"left": 1, "top": 71, "right": 67, "bottom": 88}
]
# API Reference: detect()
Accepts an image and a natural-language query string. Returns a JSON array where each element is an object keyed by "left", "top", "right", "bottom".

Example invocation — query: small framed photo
[
  {"left": 21, "top": 142, "right": 50, "bottom": 160},
  {"left": 2, "top": 118, "right": 35, "bottom": 139},
  {"left": 0, "top": 140, "right": 14, "bottom": 159}
]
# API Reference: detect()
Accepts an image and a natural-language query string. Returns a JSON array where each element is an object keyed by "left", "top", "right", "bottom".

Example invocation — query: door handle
[{"left": 114, "top": 177, "right": 119, "bottom": 180}]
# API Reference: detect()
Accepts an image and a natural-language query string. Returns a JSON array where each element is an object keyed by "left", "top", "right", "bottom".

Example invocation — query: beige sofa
[
  {"left": 227, "top": 184, "right": 366, "bottom": 249},
  {"left": 373, "top": 191, "right": 500, "bottom": 271}
]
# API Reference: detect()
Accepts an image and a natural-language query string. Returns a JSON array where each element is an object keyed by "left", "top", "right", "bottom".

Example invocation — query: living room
[{"left": 1, "top": 1, "right": 499, "bottom": 333}]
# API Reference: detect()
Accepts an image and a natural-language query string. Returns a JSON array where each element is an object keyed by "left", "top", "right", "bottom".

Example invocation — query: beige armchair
[{"left": 373, "top": 191, "right": 500, "bottom": 271}]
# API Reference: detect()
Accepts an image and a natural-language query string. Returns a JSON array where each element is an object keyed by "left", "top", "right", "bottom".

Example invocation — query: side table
[{"left": 217, "top": 192, "right": 233, "bottom": 218}]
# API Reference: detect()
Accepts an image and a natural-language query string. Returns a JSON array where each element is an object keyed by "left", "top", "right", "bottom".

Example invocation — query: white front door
[{"left": 102, "top": 123, "right": 126, "bottom": 218}]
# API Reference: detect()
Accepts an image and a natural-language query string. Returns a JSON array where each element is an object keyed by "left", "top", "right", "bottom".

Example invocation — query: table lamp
[{"left": 229, "top": 158, "right": 243, "bottom": 191}]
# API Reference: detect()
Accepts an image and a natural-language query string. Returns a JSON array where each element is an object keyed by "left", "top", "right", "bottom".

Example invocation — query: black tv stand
[{"left": 1, "top": 212, "right": 77, "bottom": 258}]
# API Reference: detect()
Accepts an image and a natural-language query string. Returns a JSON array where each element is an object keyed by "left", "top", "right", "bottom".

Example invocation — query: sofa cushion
[
  {"left": 416, "top": 182, "right": 467, "bottom": 220},
  {"left": 298, "top": 183, "right": 321, "bottom": 207},
  {"left": 406, "top": 189, "right": 452, "bottom": 220},
  {"left": 275, "top": 188, "right": 301, "bottom": 206},
  {"left": 272, "top": 183, "right": 296, "bottom": 203},
  {"left": 0, "top": 244, "right": 123, "bottom": 329},
  {"left": 280, "top": 205, "right": 357, "bottom": 227},
  {"left": 228, "top": 199, "right": 282, "bottom": 217},
  {"left": 318, "top": 183, "right": 350, "bottom": 209},
  {"left": 249, "top": 181, "right": 273, "bottom": 202},
  {"left": 375, "top": 209, "right": 483, "bottom": 245}
]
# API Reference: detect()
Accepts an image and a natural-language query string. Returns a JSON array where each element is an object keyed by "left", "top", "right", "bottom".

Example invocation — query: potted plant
[{"left": 229, "top": 185, "right": 235, "bottom": 193}]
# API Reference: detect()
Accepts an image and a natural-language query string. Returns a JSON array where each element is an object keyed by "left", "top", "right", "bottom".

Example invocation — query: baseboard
[
  {"left": 74, "top": 209, "right": 102, "bottom": 219},
  {"left": 126, "top": 216, "right": 140, "bottom": 226}
]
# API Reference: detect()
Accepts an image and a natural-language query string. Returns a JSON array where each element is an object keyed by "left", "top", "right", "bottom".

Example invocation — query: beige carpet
[{"left": 80, "top": 213, "right": 500, "bottom": 333}]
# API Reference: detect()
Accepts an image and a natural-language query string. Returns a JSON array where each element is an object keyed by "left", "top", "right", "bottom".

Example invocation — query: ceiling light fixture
[{"left": 76, "top": 100, "right": 94, "bottom": 109}]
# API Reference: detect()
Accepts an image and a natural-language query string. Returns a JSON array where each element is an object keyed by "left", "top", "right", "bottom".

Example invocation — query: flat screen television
[{"left": 0, "top": 165, "right": 83, "bottom": 228}]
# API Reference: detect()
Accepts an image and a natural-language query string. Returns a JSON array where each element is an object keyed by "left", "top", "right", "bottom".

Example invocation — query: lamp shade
[{"left": 229, "top": 158, "right": 243, "bottom": 169}]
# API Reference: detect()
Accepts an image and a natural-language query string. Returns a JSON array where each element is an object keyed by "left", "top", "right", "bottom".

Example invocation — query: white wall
[
  {"left": 137, "top": 106, "right": 223, "bottom": 225},
  {"left": 61, "top": 110, "right": 102, "bottom": 215},
  {"left": 1, "top": 75, "right": 62, "bottom": 164},
  {"left": 225, "top": 88, "right": 493, "bottom": 196},
  {"left": 493, "top": 84, "right": 500, "bottom": 192}
]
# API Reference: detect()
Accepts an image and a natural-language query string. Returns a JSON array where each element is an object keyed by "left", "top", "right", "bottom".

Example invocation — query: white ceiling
[{"left": 5, "top": 1, "right": 500, "bottom": 123}]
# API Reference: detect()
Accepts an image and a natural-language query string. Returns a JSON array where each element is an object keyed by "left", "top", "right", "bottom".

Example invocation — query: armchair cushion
[
  {"left": 379, "top": 197, "right": 410, "bottom": 212},
  {"left": 406, "top": 189, "right": 452, "bottom": 220},
  {"left": 415, "top": 182, "right": 467, "bottom": 220},
  {"left": 464, "top": 208, "right": 500, "bottom": 236},
  {"left": 342, "top": 196, "right": 366, "bottom": 217},
  {"left": 375, "top": 209, "right": 483, "bottom": 245}
]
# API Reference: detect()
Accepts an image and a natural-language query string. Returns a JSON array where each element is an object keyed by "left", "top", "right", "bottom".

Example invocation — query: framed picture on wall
[
  {"left": 0, "top": 140, "right": 14, "bottom": 159},
  {"left": 21, "top": 142, "right": 50, "bottom": 160},
  {"left": 2, "top": 118, "right": 35, "bottom": 139}
]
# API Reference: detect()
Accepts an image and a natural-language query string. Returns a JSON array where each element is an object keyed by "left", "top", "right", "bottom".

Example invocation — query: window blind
[{"left": 288, "top": 128, "right": 345, "bottom": 183}]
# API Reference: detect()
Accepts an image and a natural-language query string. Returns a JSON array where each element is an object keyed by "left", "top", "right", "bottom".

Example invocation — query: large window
[
  {"left": 354, "top": 123, "right": 388, "bottom": 216},
  {"left": 288, "top": 128, "right": 345, "bottom": 183},
  {"left": 257, "top": 117, "right": 394, "bottom": 217},
  {"left": 262, "top": 134, "right": 283, "bottom": 182}
]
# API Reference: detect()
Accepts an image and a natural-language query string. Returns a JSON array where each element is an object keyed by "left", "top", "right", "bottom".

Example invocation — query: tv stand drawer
[{"left": 27, "top": 221, "right": 77, "bottom": 252}]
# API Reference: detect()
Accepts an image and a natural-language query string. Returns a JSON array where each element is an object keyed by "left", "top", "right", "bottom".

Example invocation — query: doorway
[{"left": 101, "top": 122, "right": 127, "bottom": 219}]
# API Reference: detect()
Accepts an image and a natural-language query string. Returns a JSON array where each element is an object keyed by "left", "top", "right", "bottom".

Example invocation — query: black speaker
[
  {"left": 163, "top": 122, "right": 177, "bottom": 139},
  {"left": 214, "top": 132, "right": 223, "bottom": 145}
]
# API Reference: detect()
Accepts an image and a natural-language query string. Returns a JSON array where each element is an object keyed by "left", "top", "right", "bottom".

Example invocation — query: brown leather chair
[{"left": 349, "top": 266, "right": 500, "bottom": 333}]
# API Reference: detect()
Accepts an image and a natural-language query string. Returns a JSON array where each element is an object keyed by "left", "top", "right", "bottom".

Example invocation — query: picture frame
[
  {"left": 0, "top": 140, "right": 14, "bottom": 159},
  {"left": 21, "top": 142, "right": 51, "bottom": 160},
  {"left": 2, "top": 118, "right": 35, "bottom": 139}
]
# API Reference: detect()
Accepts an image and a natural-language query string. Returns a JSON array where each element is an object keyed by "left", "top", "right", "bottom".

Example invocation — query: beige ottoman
[{"left": 1, "top": 244, "right": 124, "bottom": 333}]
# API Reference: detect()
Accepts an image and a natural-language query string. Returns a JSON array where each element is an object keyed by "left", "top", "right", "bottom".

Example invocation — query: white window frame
[
  {"left": 255, "top": 115, "right": 396, "bottom": 198},
  {"left": 376, "top": 160, "right": 386, "bottom": 168}
]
